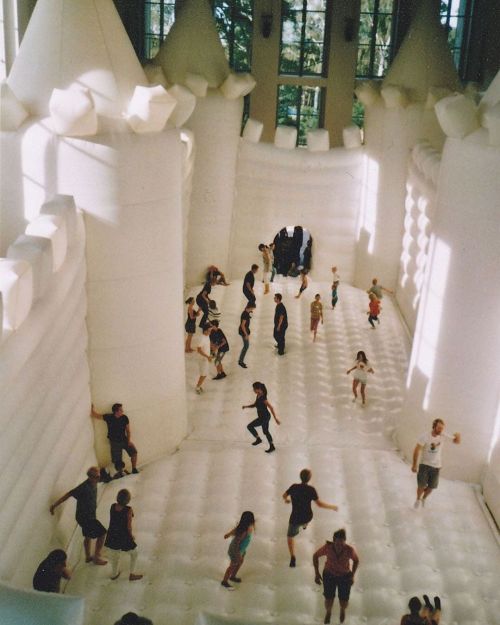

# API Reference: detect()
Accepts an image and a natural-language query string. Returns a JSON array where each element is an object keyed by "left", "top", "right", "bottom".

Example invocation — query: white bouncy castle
[{"left": 0, "top": 0, "right": 499, "bottom": 624}]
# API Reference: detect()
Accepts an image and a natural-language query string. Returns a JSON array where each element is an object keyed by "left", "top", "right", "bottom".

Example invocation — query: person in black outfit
[
  {"left": 91, "top": 403, "right": 139, "bottom": 477},
  {"left": 283, "top": 468, "right": 338, "bottom": 567},
  {"left": 106, "top": 489, "right": 143, "bottom": 581},
  {"left": 114, "top": 613, "right": 153, "bottom": 625},
  {"left": 49, "top": 467, "right": 107, "bottom": 565},
  {"left": 33, "top": 549, "right": 71, "bottom": 593},
  {"left": 242, "top": 382, "right": 280, "bottom": 453},
  {"left": 243, "top": 264, "right": 259, "bottom": 306},
  {"left": 274, "top": 293, "right": 288, "bottom": 355},
  {"left": 210, "top": 320, "right": 229, "bottom": 379},
  {"left": 196, "top": 281, "right": 212, "bottom": 328},
  {"left": 238, "top": 302, "right": 255, "bottom": 368}
]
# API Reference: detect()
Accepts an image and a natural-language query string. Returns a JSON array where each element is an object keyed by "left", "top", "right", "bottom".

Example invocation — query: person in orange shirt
[
  {"left": 367, "top": 292, "right": 381, "bottom": 329},
  {"left": 313, "top": 528, "right": 359, "bottom": 625}
]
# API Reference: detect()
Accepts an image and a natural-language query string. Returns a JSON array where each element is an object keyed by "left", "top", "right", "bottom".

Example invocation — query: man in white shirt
[{"left": 412, "top": 418, "right": 461, "bottom": 508}]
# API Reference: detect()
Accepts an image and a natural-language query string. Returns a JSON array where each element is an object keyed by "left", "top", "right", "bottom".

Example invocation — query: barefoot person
[
  {"left": 221, "top": 511, "right": 255, "bottom": 590},
  {"left": 346, "top": 351, "right": 374, "bottom": 405},
  {"left": 184, "top": 297, "right": 199, "bottom": 353},
  {"left": 258, "top": 243, "right": 272, "bottom": 294},
  {"left": 313, "top": 528, "right": 359, "bottom": 625},
  {"left": 295, "top": 270, "right": 308, "bottom": 298},
  {"left": 91, "top": 404, "right": 139, "bottom": 478},
  {"left": 310, "top": 294, "right": 323, "bottom": 341},
  {"left": 243, "top": 382, "right": 280, "bottom": 453},
  {"left": 367, "top": 292, "right": 381, "bottom": 329},
  {"left": 106, "top": 489, "right": 143, "bottom": 582},
  {"left": 50, "top": 467, "right": 107, "bottom": 565},
  {"left": 195, "top": 324, "right": 212, "bottom": 394},
  {"left": 283, "top": 468, "right": 338, "bottom": 568},
  {"left": 412, "top": 419, "right": 461, "bottom": 509}
]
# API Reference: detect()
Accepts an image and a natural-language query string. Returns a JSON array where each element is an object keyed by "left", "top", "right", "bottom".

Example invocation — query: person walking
[
  {"left": 412, "top": 419, "right": 461, "bottom": 509},
  {"left": 33, "top": 550, "right": 71, "bottom": 593},
  {"left": 295, "top": 270, "right": 308, "bottom": 298},
  {"left": 210, "top": 320, "right": 229, "bottom": 379},
  {"left": 274, "top": 294, "right": 288, "bottom": 355},
  {"left": 310, "top": 294, "right": 323, "bottom": 341},
  {"left": 243, "top": 382, "right": 280, "bottom": 453},
  {"left": 184, "top": 297, "right": 199, "bottom": 353},
  {"left": 283, "top": 468, "right": 338, "bottom": 568},
  {"left": 243, "top": 264, "right": 259, "bottom": 306},
  {"left": 91, "top": 404, "right": 139, "bottom": 477},
  {"left": 221, "top": 511, "right": 255, "bottom": 590},
  {"left": 367, "top": 277, "right": 393, "bottom": 299},
  {"left": 331, "top": 267, "right": 340, "bottom": 310},
  {"left": 49, "top": 467, "right": 107, "bottom": 565},
  {"left": 367, "top": 292, "right": 381, "bottom": 329},
  {"left": 313, "top": 528, "right": 359, "bottom": 625},
  {"left": 106, "top": 489, "right": 143, "bottom": 582},
  {"left": 346, "top": 351, "right": 374, "bottom": 405},
  {"left": 196, "top": 280, "right": 212, "bottom": 328},
  {"left": 258, "top": 243, "right": 272, "bottom": 294},
  {"left": 238, "top": 302, "right": 255, "bottom": 368},
  {"left": 195, "top": 324, "right": 213, "bottom": 394}
]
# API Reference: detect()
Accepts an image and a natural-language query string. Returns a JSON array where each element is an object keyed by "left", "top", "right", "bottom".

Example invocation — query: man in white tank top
[{"left": 412, "top": 418, "right": 461, "bottom": 509}]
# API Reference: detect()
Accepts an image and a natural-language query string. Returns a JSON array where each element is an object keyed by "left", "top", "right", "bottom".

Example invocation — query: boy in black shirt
[
  {"left": 210, "top": 320, "right": 229, "bottom": 379},
  {"left": 274, "top": 293, "right": 288, "bottom": 355},
  {"left": 243, "top": 264, "right": 259, "bottom": 306},
  {"left": 238, "top": 302, "right": 255, "bottom": 368},
  {"left": 283, "top": 468, "right": 338, "bottom": 567},
  {"left": 92, "top": 403, "right": 139, "bottom": 478}
]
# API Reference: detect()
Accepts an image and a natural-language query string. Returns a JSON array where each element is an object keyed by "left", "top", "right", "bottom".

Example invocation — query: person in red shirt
[
  {"left": 313, "top": 528, "right": 359, "bottom": 625},
  {"left": 367, "top": 292, "right": 381, "bottom": 329}
]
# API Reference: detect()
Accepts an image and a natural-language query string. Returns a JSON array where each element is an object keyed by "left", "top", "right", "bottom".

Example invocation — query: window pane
[
  {"left": 302, "top": 42, "right": 324, "bottom": 74},
  {"left": 280, "top": 44, "right": 302, "bottom": 73},
  {"left": 361, "top": 0, "right": 375, "bottom": 11},
  {"left": 358, "top": 13, "right": 374, "bottom": 44},
  {"left": 356, "top": 45, "right": 372, "bottom": 76},
  {"left": 144, "top": 35, "right": 161, "bottom": 59},
  {"left": 283, "top": 0, "right": 305, "bottom": 10},
  {"left": 146, "top": 3, "right": 161, "bottom": 34},
  {"left": 379, "top": 0, "right": 394, "bottom": 13},
  {"left": 234, "top": 21, "right": 252, "bottom": 71},
  {"left": 163, "top": 5, "right": 175, "bottom": 33},
  {"left": 352, "top": 96, "right": 365, "bottom": 129},
  {"left": 298, "top": 86, "right": 322, "bottom": 146},
  {"left": 376, "top": 14, "right": 392, "bottom": 47},
  {"left": 282, "top": 14, "right": 303, "bottom": 44},
  {"left": 277, "top": 85, "right": 299, "bottom": 126},
  {"left": 308, "top": 0, "right": 327, "bottom": 10},
  {"left": 356, "top": 0, "right": 395, "bottom": 78},
  {"left": 305, "top": 12, "right": 325, "bottom": 43},
  {"left": 373, "top": 45, "right": 391, "bottom": 76}
]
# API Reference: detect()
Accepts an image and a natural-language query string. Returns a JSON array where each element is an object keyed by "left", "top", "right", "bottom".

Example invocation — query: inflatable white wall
[
  {"left": 0, "top": 199, "right": 95, "bottom": 586},
  {"left": 396, "top": 142, "right": 440, "bottom": 334},
  {"left": 230, "top": 141, "right": 363, "bottom": 282},
  {"left": 398, "top": 135, "right": 500, "bottom": 484}
]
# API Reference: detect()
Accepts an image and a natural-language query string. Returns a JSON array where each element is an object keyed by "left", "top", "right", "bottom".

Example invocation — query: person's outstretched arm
[
  {"left": 412, "top": 443, "right": 422, "bottom": 472},
  {"left": 50, "top": 491, "right": 72, "bottom": 515},
  {"left": 90, "top": 405, "right": 103, "bottom": 420},
  {"left": 315, "top": 498, "right": 338, "bottom": 511}
]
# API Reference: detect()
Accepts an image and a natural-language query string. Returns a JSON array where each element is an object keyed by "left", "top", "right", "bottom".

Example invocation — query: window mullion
[{"left": 296, "top": 86, "right": 302, "bottom": 145}]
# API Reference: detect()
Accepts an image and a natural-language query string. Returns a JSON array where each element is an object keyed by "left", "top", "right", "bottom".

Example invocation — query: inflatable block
[
  {"left": 242, "top": 118, "right": 263, "bottom": 143},
  {"left": 425, "top": 86, "right": 452, "bottom": 109},
  {"left": 307, "top": 128, "right": 330, "bottom": 151},
  {"left": 49, "top": 87, "right": 98, "bottom": 137},
  {"left": 220, "top": 72, "right": 256, "bottom": 99},
  {"left": 483, "top": 102, "right": 500, "bottom": 147},
  {"left": 274, "top": 125, "right": 297, "bottom": 149},
  {"left": 342, "top": 125, "right": 362, "bottom": 149},
  {"left": 167, "top": 84, "right": 197, "bottom": 127},
  {"left": 40, "top": 195, "right": 78, "bottom": 245},
  {"left": 143, "top": 62, "right": 168, "bottom": 88},
  {"left": 0, "top": 259, "right": 33, "bottom": 331},
  {"left": 26, "top": 215, "right": 67, "bottom": 272},
  {"left": 185, "top": 72, "right": 208, "bottom": 97},
  {"left": 7, "top": 235, "right": 53, "bottom": 302},
  {"left": 0, "top": 581, "right": 84, "bottom": 625},
  {"left": 355, "top": 80, "right": 381, "bottom": 107},
  {"left": 0, "top": 81, "right": 29, "bottom": 131},
  {"left": 381, "top": 84, "right": 409, "bottom": 108},
  {"left": 0, "top": 294, "right": 3, "bottom": 342},
  {"left": 127, "top": 85, "right": 177, "bottom": 134},
  {"left": 434, "top": 94, "right": 479, "bottom": 138}
]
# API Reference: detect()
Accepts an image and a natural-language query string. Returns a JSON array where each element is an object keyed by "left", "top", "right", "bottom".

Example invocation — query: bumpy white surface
[
  {"left": 399, "top": 136, "right": 500, "bottom": 488},
  {"left": 229, "top": 143, "right": 363, "bottom": 283},
  {"left": 435, "top": 95, "right": 480, "bottom": 139},
  {"left": 49, "top": 87, "right": 98, "bottom": 137},
  {"left": 66, "top": 280, "right": 499, "bottom": 625}
]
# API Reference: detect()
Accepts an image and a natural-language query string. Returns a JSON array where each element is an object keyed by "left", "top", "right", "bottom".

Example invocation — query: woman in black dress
[
  {"left": 184, "top": 297, "right": 199, "bottom": 353},
  {"left": 242, "top": 382, "right": 280, "bottom": 453},
  {"left": 106, "top": 489, "right": 143, "bottom": 581}
]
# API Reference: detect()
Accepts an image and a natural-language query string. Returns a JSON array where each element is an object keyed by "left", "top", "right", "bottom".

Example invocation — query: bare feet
[
  {"left": 85, "top": 557, "right": 93, "bottom": 563},
  {"left": 93, "top": 557, "right": 108, "bottom": 566},
  {"left": 110, "top": 571, "right": 121, "bottom": 580},
  {"left": 129, "top": 573, "right": 143, "bottom": 581}
]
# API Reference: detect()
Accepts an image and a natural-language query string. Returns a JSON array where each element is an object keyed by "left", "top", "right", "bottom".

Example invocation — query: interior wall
[
  {"left": 229, "top": 141, "right": 363, "bottom": 282},
  {"left": 397, "top": 135, "right": 500, "bottom": 485},
  {"left": 0, "top": 211, "right": 95, "bottom": 586}
]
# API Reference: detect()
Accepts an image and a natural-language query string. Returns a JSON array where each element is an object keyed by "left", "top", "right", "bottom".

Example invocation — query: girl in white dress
[{"left": 346, "top": 351, "right": 374, "bottom": 405}]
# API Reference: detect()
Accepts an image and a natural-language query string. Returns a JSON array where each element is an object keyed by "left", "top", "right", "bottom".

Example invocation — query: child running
[
  {"left": 367, "top": 292, "right": 381, "bottom": 329},
  {"left": 221, "top": 511, "right": 255, "bottom": 589},
  {"left": 105, "top": 489, "right": 143, "bottom": 582},
  {"left": 310, "top": 294, "right": 324, "bottom": 341},
  {"left": 295, "top": 270, "right": 309, "bottom": 298},
  {"left": 346, "top": 351, "right": 374, "bottom": 405},
  {"left": 184, "top": 297, "right": 199, "bottom": 353},
  {"left": 242, "top": 382, "right": 280, "bottom": 453}
]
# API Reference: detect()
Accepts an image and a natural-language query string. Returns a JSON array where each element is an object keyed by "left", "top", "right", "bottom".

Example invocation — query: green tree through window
[
  {"left": 212, "top": 0, "right": 253, "bottom": 72},
  {"left": 440, "top": 0, "right": 472, "bottom": 74},
  {"left": 144, "top": 1, "right": 176, "bottom": 59},
  {"left": 356, "top": 0, "right": 395, "bottom": 79}
]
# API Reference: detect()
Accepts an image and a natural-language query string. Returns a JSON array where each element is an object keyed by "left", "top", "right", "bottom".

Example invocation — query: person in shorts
[
  {"left": 209, "top": 320, "right": 229, "bottom": 380},
  {"left": 313, "top": 528, "right": 359, "bottom": 625},
  {"left": 283, "top": 468, "right": 338, "bottom": 567},
  {"left": 92, "top": 404, "right": 139, "bottom": 478},
  {"left": 412, "top": 419, "right": 461, "bottom": 509},
  {"left": 310, "top": 293, "right": 323, "bottom": 341},
  {"left": 50, "top": 467, "right": 107, "bottom": 565}
]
